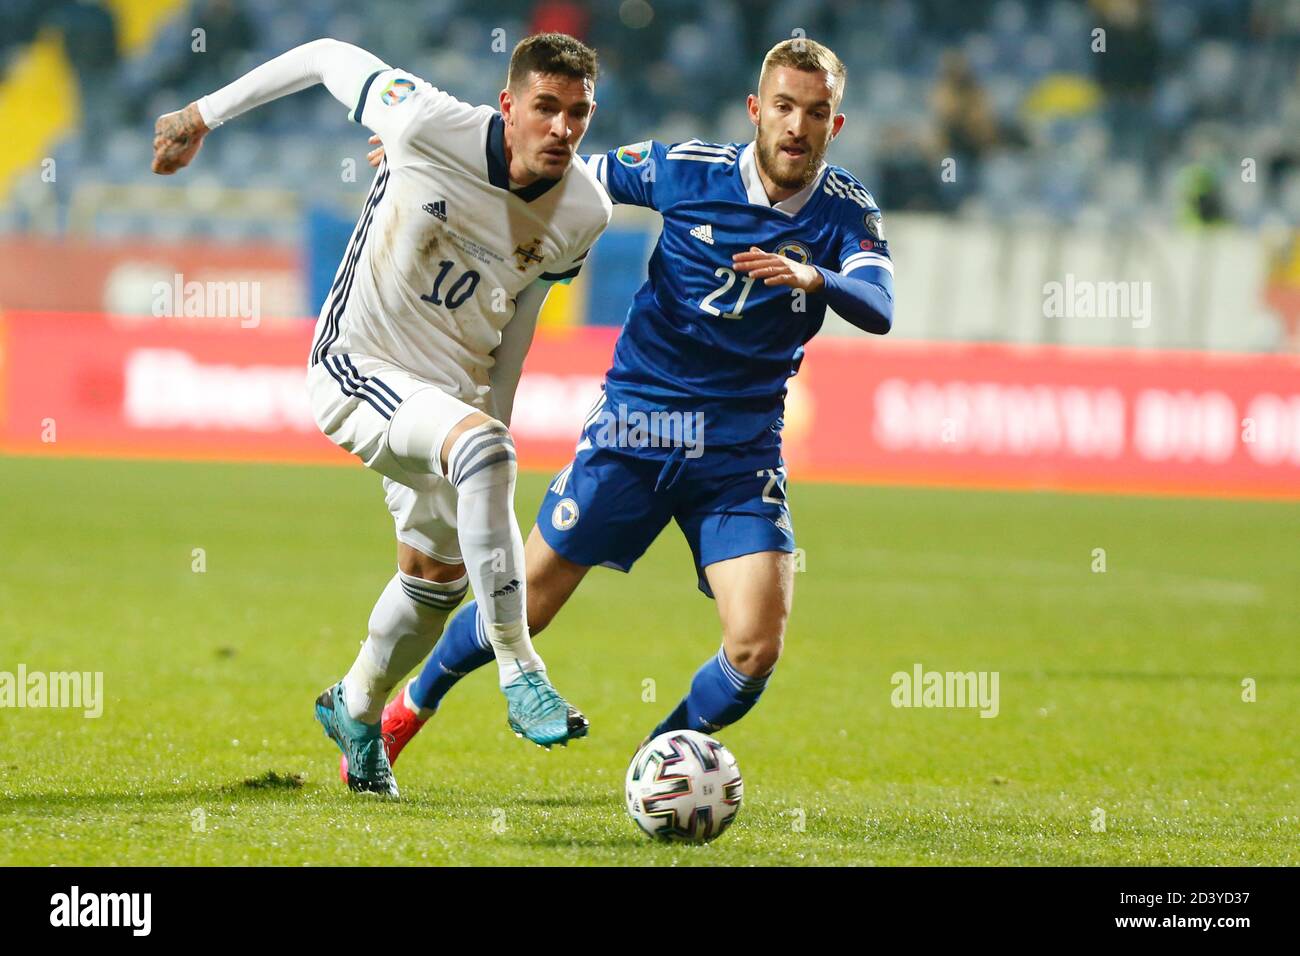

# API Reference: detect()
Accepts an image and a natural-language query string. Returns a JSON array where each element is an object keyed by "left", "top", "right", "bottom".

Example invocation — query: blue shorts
[{"left": 536, "top": 428, "right": 795, "bottom": 598}]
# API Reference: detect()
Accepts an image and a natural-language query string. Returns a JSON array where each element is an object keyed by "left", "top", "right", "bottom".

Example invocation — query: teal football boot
[
  {"left": 503, "top": 669, "right": 589, "bottom": 748},
  {"left": 314, "top": 681, "right": 399, "bottom": 797}
]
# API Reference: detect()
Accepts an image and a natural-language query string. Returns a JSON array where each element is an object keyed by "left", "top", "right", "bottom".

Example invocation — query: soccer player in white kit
[{"left": 150, "top": 33, "right": 612, "bottom": 796}]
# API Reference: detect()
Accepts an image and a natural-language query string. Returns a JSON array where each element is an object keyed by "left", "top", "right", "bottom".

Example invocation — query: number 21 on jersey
[{"left": 700, "top": 267, "right": 756, "bottom": 320}]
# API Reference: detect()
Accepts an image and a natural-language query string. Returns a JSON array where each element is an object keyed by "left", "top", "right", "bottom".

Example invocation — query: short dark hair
[{"left": 507, "top": 33, "right": 598, "bottom": 91}]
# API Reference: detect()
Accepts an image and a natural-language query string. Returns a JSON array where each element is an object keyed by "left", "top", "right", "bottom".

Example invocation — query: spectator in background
[
  {"left": 188, "top": 0, "right": 257, "bottom": 88},
  {"left": 1089, "top": 0, "right": 1160, "bottom": 170},
  {"left": 930, "top": 50, "right": 1000, "bottom": 209},
  {"left": 931, "top": 51, "right": 999, "bottom": 158},
  {"left": 915, "top": 0, "right": 992, "bottom": 43},
  {"left": 156, "top": 0, "right": 256, "bottom": 105},
  {"left": 739, "top": 0, "right": 782, "bottom": 67},
  {"left": 878, "top": 124, "right": 946, "bottom": 212},
  {"left": 0, "top": 0, "right": 49, "bottom": 69},
  {"left": 1178, "top": 162, "right": 1228, "bottom": 226},
  {"left": 530, "top": 0, "right": 590, "bottom": 40},
  {"left": 50, "top": 0, "right": 119, "bottom": 159},
  {"left": 1265, "top": 231, "right": 1300, "bottom": 352}
]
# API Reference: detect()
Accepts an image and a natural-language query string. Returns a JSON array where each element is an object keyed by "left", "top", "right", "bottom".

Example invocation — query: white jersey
[{"left": 309, "top": 69, "right": 611, "bottom": 403}]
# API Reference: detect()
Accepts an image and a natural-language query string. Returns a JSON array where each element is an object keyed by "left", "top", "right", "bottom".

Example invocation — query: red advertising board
[
  {"left": 2, "top": 311, "right": 1298, "bottom": 499},
  {"left": 0, "top": 238, "right": 302, "bottom": 315},
  {"left": 780, "top": 338, "right": 1300, "bottom": 499}
]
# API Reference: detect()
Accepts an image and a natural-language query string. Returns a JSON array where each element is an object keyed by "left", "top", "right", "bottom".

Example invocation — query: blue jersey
[{"left": 584, "top": 139, "right": 893, "bottom": 450}]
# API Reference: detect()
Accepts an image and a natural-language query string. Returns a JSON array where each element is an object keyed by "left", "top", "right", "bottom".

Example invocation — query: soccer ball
[{"left": 625, "top": 730, "right": 743, "bottom": 843}]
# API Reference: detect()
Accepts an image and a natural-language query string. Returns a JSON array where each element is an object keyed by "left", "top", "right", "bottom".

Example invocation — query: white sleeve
[
  {"left": 487, "top": 281, "right": 551, "bottom": 425},
  {"left": 539, "top": 245, "right": 591, "bottom": 285},
  {"left": 196, "top": 39, "right": 389, "bottom": 128}
]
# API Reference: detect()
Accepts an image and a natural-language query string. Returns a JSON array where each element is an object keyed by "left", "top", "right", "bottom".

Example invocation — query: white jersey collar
[{"left": 738, "top": 141, "right": 827, "bottom": 216}]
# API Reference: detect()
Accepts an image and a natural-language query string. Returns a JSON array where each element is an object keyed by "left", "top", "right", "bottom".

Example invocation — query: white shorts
[{"left": 307, "top": 352, "right": 485, "bottom": 563}]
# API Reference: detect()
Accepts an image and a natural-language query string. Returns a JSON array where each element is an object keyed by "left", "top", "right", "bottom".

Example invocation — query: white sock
[
  {"left": 445, "top": 420, "right": 546, "bottom": 686},
  {"left": 401, "top": 682, "right": 436, "bottom": 721},
  {"left": 342, "top": 569, "right": 468, "bottom": 722}
]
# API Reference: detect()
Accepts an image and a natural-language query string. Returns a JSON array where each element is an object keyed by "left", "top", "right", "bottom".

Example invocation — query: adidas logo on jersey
[
  {"left": 690, "top": 223, "right": 714, "bottom": 245},
  {"left": 422, "top": 200, "right": 447, "bottom": 221}
]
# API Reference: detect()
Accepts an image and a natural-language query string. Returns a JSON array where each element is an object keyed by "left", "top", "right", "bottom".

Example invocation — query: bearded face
[
  {"left": 754, "top": 115, "right": 829, "bottom": 191},
  {"left": 748, "top": 66, "right": 843, "bottom": 196}
]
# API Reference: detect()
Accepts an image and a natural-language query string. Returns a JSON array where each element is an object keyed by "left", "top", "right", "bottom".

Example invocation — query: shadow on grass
[
  {"left": 515, "top": 834, "right": 648, "bottom": 850},
  {"left": 0, "top": 770, "right": 321, "bottom": 813},
  {"left": 1012, "top": 669, "right": 1300, "bottom": 683},
  {"left": 510, "top": 793, "right": 618, "bottom": 809}
]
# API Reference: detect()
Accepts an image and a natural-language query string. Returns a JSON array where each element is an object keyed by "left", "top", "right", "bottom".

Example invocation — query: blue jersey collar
[
  {"left": 486, "top": 112, "right": 562, "bottom": 202},
  {"left": 738, "top": 141, "right": 827, "bottom": 216}
]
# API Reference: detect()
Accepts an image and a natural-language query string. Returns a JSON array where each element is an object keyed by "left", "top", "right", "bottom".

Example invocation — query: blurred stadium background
[
  {"left": 1, "top": 0, "right": 1298, "bottom": 494},
  {"left": 3, "top": 1, "right": 1299, "bottom": 869}
]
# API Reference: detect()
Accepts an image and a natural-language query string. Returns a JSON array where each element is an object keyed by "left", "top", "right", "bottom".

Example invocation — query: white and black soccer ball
[{"left": 625, "top": 730, "right": 743, "bottom": 843}]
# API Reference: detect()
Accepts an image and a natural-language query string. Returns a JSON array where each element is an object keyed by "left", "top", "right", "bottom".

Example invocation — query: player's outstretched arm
[{"left": 151, "top": 39, "right": 390, "bottom": 176}]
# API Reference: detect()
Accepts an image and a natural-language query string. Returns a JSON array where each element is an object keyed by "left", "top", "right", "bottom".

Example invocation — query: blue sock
[
  {"left": 407, "top": 601, "right": 494, "bottom": 714},
  {"left": 651, "top": 647, "right": 772, "bottom": 738}
]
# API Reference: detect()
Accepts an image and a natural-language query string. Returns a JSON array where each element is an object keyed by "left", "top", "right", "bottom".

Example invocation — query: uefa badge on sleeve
[
  {"left": 381, "top": 77, "right": 415, "bottom": 106},
  {"left": 615, "top": 142, "right": 652, "bottom": 167}
]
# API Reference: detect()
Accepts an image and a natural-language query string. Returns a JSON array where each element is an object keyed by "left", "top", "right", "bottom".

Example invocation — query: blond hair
[{"left": 759, "top": 37, "right": 846, "bottom": 106}]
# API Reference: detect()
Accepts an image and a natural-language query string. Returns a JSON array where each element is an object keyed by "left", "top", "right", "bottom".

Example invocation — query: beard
[{"left": 755, "top": 123, "right": 827, "bottom": 192}]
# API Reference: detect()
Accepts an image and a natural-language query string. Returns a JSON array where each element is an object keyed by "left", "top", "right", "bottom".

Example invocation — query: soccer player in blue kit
[{"left": 358, "top": 37, "right": 894, "bottom": 766}]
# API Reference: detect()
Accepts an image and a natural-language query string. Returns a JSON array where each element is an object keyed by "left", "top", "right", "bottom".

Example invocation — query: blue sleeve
[
  {"left": 815, "top": 266, "right": 893, "bottom": 335},
  {"left": 581, "top": 140, "right": 667, "bottom": 209},
  {"left": 822, "top": 197, "right": 893, "bottom": 334},
  {"left": 836, "top": 206, "right": 892, "bottom": 281}
]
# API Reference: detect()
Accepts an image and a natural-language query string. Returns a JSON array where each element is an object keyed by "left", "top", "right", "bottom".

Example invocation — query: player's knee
[
  {"left": 446, "top": 418, "right": 516, "bottom": 489},
  {"left": 398, "top": 548, "right": 466, "bottom": 584},
  {"left": 527, "top": 601, "right": 557, "bottom": 636},
  {"left": 724, "top": 623, "right": 785, "bottom": 676}
]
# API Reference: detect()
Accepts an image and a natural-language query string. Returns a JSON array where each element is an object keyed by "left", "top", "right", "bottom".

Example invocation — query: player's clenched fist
[{"left": 151, "top": 103, "right": 210, "bottom": 174}]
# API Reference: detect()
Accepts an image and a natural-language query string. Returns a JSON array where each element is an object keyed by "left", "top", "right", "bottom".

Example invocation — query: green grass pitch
[{"left": 1, "top": 455, "right": 1296, "bottom": 865}]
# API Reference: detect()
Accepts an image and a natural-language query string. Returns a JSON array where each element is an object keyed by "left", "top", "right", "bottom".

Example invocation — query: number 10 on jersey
[{"left": 421, "top": 259, "right": 480, "bottom": 309}]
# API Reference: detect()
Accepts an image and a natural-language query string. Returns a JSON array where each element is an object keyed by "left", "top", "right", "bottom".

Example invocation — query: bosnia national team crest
[
  {"left": 775, "top": 241, "right": 812, "bottom": 264},
  {"left": 552, "top": 498, "right": 579, "bottom": 531},
  {"left": 615, "top": 141, "right": 652, "bottom": 167},
  {"left": 381, "top": 77, "right": 416, "bottom": 106}
]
